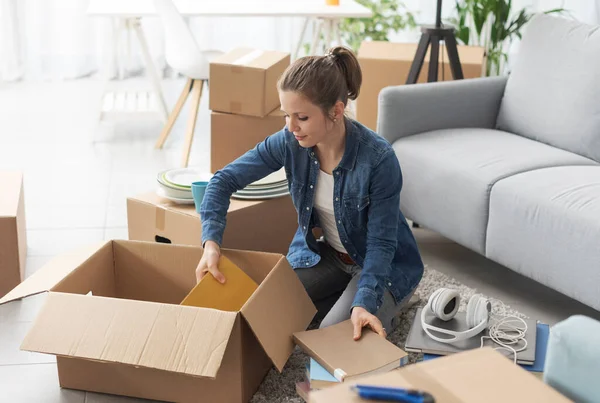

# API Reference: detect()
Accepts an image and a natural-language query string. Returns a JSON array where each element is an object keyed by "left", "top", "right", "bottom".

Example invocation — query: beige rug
[{"left": 250, "top": 265, "right": 525, "bottom": 403}]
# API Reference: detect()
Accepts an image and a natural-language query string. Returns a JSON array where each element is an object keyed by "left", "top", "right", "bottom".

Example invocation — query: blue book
[
  {"left": 423, "top": 322, "right": 550, "bottom": 373},
  {"left": 308, "top": 358, "right": 340, "bottom": 389}
]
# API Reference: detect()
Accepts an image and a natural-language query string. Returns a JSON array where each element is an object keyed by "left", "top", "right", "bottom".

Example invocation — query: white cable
[{"left": 480, "top": 298, "right": 529, "bottom": 364}]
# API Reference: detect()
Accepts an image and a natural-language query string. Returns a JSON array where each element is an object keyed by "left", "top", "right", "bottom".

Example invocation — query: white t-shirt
[{"left": 314, "top": 170, "right": 347, "bottom": 254}]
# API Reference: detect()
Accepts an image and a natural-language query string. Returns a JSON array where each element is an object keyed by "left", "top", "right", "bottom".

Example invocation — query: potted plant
[
  {"left": 304, "top": 0, "right": 417, "bottom": 54},
  {"left": 448, "top": 0, "right": 566, "bottom": 76}
]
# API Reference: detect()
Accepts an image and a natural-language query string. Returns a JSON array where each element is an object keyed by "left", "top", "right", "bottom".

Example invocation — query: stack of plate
[
  {"left": 156, "top": 168, "right": 213, "bottom": 205},
  {"left": 156, "top": 167, "right": 290, "bottom": 203},
  {"left": 232, "top": 168, "right": 290, "bottom": 200}
]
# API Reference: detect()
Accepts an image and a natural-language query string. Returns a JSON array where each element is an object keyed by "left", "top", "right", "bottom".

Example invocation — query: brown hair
[{"left": 277, "top": 46, "right": 362, "bottom": 119}]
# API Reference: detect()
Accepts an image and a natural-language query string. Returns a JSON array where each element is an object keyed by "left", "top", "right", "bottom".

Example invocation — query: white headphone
[{"left": 421, "top": 288, "right": 491, "bottom": 344}]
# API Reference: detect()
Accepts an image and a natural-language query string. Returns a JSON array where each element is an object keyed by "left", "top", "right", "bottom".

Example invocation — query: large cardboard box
[
  {"left": 0, "top": 171, "right": 27, "bottom": 298},
  {"left": 127, "top": 192, "right": 297, "bottom": 255},
  {"left": 209, "top": 48, "right": 290, "bottom": 117},
  {"left": 0, "top": 240, "right": 316, "bottom": 402},
  {"left": 211, "top": 109, "right": 285, "bottom": 173},
  {"left": 356, "top": 41, "right": 486, "bottom": 131},
  {"left": 310, "top": 347, "right": 572, "bottom": 402}
]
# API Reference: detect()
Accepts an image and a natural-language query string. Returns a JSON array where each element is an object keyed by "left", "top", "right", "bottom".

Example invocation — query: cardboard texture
[
  {"left": 209, "top": 47, "right": 290, "bottom": 117},
  {"left": 181, "top": 254, "right": 258, "bottom": 312},
  {"left": 293, "top": 320, "right": 408, "bottom": 382},
  {"left": 0, "top": 240, "right": 316, "bottom": 402},
  {"left": 0, "top": 171, "right": 27, "bottom": 298},
  {"left": 211, "top": 109, "right": 285, "bottom": 173},
  {"left": 127, "top": 191, "right": 298, "bottom": 255},
  {"left": 356, "top": 41, "right": 486, "bottom": 131},
  {"left": 309, "top": 348, "right": 573, "bottom": 403}
]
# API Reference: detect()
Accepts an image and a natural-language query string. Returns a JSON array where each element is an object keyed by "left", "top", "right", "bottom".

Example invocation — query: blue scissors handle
[{"left": 352, "top": 384, "right": 435, "bottom": 403}]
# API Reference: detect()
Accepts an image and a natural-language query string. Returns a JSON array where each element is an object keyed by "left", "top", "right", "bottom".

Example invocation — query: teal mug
[{"left": 191, "top": 181, "right": 209, "bottom": 213}]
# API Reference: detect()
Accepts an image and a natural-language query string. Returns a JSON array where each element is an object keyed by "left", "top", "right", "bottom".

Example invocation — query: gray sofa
[{"left": 377, "top": 14, "right": 600, "bottom": 311}]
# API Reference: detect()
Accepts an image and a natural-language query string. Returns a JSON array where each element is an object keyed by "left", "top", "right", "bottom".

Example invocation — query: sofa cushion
[
  {"left": 486, "top": 166, "right": 600, "bottom": 310},
  {"left": 393, "top": 128, "right": 597, "bottom": 254},
  {"left": 495, "top": 14, "right": 600, "bottom": 162}
]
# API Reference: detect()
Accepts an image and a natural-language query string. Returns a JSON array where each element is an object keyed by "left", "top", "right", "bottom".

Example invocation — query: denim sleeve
[
  {"left": 351, "top": 150, "right": 401, "bottom": 315},
  {"left": 199, "top": 128, "right": 287, "bottom": 246}
]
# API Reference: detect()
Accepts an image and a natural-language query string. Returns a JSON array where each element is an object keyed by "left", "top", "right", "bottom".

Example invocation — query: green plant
[
  {"left": 303, "top": 0, "right": 417, "bottom": 55},
  {"left": 448, "top": 0, "right": 566, "bottom": 75}
]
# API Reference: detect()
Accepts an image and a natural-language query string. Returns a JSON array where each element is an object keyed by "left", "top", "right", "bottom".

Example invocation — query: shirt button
[
  {"left": 388, "top": 282, "right": 392, "bottom": 287},
  {"left": 303, "top": 226, "right": 306, "bottom": 230},
  {"left": 314, "top": 161, "right": 318, "bottom": 165},
  {"left": 310, "top": 185, "right": 313, "bottom": 189},
  {"left": 335, "top": 197, "right": 339, "bottom": 201},
  {"left": 337, "top": 220, "right": 341, "bottom": 224},
  {"left": 305, "top": 262, "right": 310, "bottom": 266},
  {"left": 306, "top": 207, "right": 310, "bottom": 210},
  {"left": 336, "top": 171, "right": 340, "bottom": 175},
  {"left": 352, "top": 253, "right": 356, "bottom": 257}
]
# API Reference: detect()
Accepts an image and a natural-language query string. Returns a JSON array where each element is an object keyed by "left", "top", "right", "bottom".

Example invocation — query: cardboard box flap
[
  {"left": 0, "top": 171, "right": 23, "bottom": 216},
  {"left": 310, "top": 348, "right": 573, "bottom": 402},
  {"left": 21, "top": 292, "right": 238, "bottom": 379},
  {"left": 241, "top": 256, "right": 316, "bottom": 372},
  {"left": 0, "top": 242, "right": 108, "bottom": 305}
]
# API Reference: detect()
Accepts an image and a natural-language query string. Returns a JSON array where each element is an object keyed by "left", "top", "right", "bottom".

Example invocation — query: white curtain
[{"left": 0, "top": 0, "right": 598, "bottom": 82}]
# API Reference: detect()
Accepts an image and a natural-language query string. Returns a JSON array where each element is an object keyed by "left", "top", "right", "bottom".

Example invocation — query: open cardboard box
[{"left": 0, "top": 240, "right": 316, "bottom": 403}]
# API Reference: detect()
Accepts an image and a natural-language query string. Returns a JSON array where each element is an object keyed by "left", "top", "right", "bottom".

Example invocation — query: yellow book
[{"left": 181, "top": 254, "right": 258, "bottom": 312}]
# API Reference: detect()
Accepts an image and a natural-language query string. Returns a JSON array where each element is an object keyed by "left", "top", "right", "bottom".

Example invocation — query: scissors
[{"left": 352, "top": 384, "right": 436, "bottom": 403}]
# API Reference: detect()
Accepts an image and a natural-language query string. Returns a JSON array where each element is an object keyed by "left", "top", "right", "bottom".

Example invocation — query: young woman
[{"left": 196, "top": 46, "right": 424, "bottom": 340}]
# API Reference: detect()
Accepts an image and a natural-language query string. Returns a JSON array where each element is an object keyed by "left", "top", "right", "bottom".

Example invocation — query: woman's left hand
[{"left": 351, "top": 307, "right": 386, "bottom": 340}]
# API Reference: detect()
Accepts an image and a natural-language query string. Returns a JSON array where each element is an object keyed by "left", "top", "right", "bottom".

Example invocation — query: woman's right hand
[{"left": 195, "top": 241, "right": 226, "bottom": 284}]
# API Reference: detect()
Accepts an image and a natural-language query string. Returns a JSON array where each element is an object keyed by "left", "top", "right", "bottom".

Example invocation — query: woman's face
[{"left": 279, "top": 91, "right": 336, "bottom": 148}]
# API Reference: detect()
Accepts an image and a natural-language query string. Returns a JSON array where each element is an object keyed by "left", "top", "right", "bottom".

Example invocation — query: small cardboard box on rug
[
  {"left": 0, "top": 171, "right": 27, "bottom": 298},
  {"left": 211, "top": 108, "right": 285, "bottom": 173},
  {"left": 356, "top": 41, "right": 486, "bottom": 131},
  {"left": 0, "top": 240, "right": 316, "bottom": 403},
  {"left": 127, "top": 191, "right": 297, "bottom": 255},
  {"left": 209, "top": 47, "right": 290, "bottom": 117},
  {"left": 310, "top": 347, "right": 573, "bottom": 403}
]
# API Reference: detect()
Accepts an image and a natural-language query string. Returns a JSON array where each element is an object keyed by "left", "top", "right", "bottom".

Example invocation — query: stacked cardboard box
[
  {"left": 0, "top": 171, "right": 27, "bottom": 298},
  {"left": 209, "top": 47, "right": 290, "bottom": 172},
  {"left": 127, "top": 191, "right": 298, "bottom": 255},
  {"left": 355, "top": 41, "right": 487, "bottom": 131}
]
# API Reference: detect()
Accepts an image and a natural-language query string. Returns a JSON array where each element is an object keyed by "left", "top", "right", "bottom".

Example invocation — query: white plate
[
  {"left": 235, "top": 185, "right": 289, "bottom": 196},
  {"left": 156, "top": 187, "right": 195, "bottom": 204},
  {"left": 231, "top": 190, "right": 290, "bottom": 200},
  {"left": 163, "top": 168, "right": 213, "bottom": 188},
  {"left": 247, "top": 168, "right": 287, "bottom": 187},
  {"left": 157, "top": 183, "right": 193, "bottom": 199}
]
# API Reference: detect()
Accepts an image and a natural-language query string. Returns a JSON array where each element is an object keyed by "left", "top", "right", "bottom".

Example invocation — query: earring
[{"left": 333, "top": 118, "right": 337, "bottom": 122}]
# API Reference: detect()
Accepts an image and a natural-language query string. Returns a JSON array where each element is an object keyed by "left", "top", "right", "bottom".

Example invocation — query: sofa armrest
[{"left": 377, "top": 76, "right": 508, "bottom": 145}]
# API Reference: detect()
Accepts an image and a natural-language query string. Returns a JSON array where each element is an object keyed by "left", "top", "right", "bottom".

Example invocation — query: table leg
[
  {"left": 335, "top": 19, "right": 343, "bottom": 46},
  {"left": 293, "top": 17, "right": 310, "bottom": 60},
  {"left": 131, "top": 18, "right": 169, "bottom": 123},
  {"left": 324, "top": 19, "right": 332, "bottom": 53},
  {"left": 310, "top": 19, "right": 323, "bottom": 55}
]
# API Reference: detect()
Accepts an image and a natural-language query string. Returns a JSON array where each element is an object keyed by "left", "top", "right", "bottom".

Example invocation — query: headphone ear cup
[
  {"left": 467, "top": 295, "right": 490, "bottom": 328},
  {"left": 430, "top": 288, "right": 460, "bottom": 321}
]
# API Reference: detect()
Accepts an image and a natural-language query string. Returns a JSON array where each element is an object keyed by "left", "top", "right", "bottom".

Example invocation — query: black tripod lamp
[{"left": 405, "top": 0, "right": 464, "bottom": 84}]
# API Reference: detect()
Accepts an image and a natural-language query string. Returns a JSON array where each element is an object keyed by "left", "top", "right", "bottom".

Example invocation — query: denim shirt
[{"left": 200, "top": 118, "right": 424, "bottom": 315}]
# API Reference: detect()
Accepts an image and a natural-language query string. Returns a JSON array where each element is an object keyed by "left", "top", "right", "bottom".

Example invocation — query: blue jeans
[{"left": 295, "top": 240, "right": 417, "bottom": 332}]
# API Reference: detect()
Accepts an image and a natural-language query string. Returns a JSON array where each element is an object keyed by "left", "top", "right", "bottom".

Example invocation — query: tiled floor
[{"left": 1, "top": 78, "right": 599, "bottom": 402}]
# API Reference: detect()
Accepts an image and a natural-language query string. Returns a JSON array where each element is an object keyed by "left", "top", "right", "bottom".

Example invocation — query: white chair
[{"left": 153, "top": 0, "right": 223, "bottom": 167}]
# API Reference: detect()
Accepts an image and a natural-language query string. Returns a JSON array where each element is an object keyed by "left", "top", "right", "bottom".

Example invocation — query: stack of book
[{"left": 292, "top": 320, "right": 409, "bottom": 402}]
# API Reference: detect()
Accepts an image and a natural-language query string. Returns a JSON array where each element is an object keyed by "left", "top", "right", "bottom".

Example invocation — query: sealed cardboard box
[
  {"left": 310, "top": 347, "right": 572, "bottom": 403},
  {"left": 0, "top": 240, "right": 316, "bottom": 402},
  {"left": 211, "top": 108, "right": 285, "bottom": 173},
  {"left": 0, "top": 171, "right": 27, "bottom": 298},
  {"left": 209, "top": 47, "right": 290, "bottom": 117},
  {"left": 356, "top": 41, "right": 486, "bottom": 131},
  {"left": 127, "top": 192, "right": 297, "bottom": 255}
]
